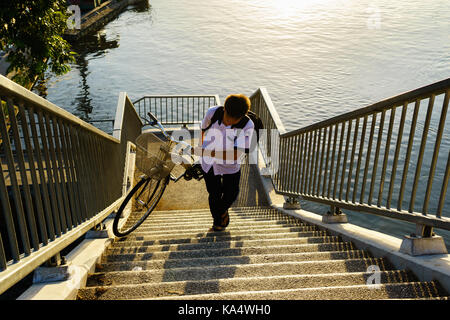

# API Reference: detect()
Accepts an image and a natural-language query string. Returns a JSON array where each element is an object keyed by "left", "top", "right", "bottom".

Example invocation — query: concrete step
[
  {"left": 121, "top": 226, "right": 325, "bottom": 241},
  {"left": 104, "top": 248, "right": 371, "bottom": 263},
  {"left": 108, "top": 234, "right": 343, "bottom": 253},
  {"left": 127, "top": 225, "right": 322, "bottom": 238},
  {"left": 78, "top": 206, "right": 448, "bottom": 300},
  {"left": 87, "top": 258, "right": 395, "bottom": 288},
  {"left": 78, "top": 270, "right": 417, "bottom": 300},
  {"left": 128, "top": 218, "right": 310, "bottom": 230},
  {"left": 96, "top": 257, "right": 393, "bottom": 273},
  {"left": 126, "top": 207, "right": 293, "bottom": 222},
  {"left": 144, "top": 281, "right": 447, "bottom": 300}
]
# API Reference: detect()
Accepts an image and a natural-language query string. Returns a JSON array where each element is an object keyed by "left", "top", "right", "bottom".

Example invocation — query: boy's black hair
[{"left": 223, "top": 94, "right": 251, "bottom": 119}]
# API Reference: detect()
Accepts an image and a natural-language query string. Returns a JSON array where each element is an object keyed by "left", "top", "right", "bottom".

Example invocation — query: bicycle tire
[{"left": 112, "top": 176, "right": 169, "bottom": 237}]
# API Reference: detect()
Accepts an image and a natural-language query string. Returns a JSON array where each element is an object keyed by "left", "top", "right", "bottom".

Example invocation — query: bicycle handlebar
[{"left": 146, "top": 112, "right": 195, "bottom": 157}]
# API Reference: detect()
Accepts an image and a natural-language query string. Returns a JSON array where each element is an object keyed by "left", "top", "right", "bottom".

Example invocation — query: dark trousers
[{"left": 203, "top": 167, "right": 241, "bottom": 226}]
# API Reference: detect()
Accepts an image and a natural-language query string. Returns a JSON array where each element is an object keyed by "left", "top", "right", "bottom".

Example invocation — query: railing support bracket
[
  {"left": 322, "top": 206, "right": 348, "bottom": 224},
  {"left": 283, "top": 196, "right": 301, "bottom": 210},
  {"left": 33, "top": 253, "right": 70, "bottom": 284},
  {"left": 399, "top": 224, "right": 448, "bottom": 256},
  {"left": 85, "top": 222, "right": 110, "bottom": 239}
]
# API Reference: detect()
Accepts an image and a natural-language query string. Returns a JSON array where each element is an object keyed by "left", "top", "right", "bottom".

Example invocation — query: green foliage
[{"left": 0, "top": 0, "right": 76, "bottom": 87}]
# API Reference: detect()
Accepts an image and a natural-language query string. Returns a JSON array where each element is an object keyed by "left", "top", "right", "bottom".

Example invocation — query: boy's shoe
[
  {"left": 220, "top": 210, "right": 229, "bottom": 228},
  {"left": 210, "top": 225, "right": 226, "bottom": 232}
]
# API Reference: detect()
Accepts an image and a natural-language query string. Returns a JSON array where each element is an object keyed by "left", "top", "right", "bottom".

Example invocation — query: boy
[{"left": 197, "top": 94, "right": 254, "bottom": 231}]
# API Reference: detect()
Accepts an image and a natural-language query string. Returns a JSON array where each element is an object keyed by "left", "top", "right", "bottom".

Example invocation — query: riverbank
[{"left": 64, "top": 0, "right": 143, "bottom": 41}]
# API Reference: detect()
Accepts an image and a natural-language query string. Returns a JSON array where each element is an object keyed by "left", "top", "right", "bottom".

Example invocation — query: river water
[{"left": 41, "top": 0, "right": 450, "bottom": 244}]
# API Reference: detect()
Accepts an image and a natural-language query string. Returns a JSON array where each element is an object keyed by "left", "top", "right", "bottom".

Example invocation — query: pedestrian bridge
[{"left": 0, "top": 74, "right": 449, "bottom": 299}]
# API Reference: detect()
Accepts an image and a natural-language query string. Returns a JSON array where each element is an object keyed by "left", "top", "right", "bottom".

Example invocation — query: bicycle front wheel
[{"left": 112, "top": 176, "right": 169, "bottom": 237}]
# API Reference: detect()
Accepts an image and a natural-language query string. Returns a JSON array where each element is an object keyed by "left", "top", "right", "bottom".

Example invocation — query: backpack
[{"left": 202, "top": 106, "right": 264, "bottom": 141}]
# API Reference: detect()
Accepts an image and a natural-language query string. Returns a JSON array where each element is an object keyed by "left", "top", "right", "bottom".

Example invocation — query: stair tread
[
  {"left": 79, "top": 270, "right": 416, "bottom": 299},
  {"left": 142, "top": 281, "right": 445, "bottom": 300},
  {"left": 78, "top": 206, "right": 448, "bottom": 300},
  {"left": 97, "top": 257, "right": 393, "bottom": 273}
]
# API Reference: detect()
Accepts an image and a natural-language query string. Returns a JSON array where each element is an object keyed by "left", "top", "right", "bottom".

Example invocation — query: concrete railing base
[
  {"left": 400, "top": 235, "right": 448, "bottom": 256},
  {"left": 322, "top": 213, "right": 348, "bottom": 224}
]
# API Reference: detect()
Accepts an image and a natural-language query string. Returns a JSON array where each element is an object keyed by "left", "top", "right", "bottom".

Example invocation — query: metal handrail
[
  {"left": 133, "top": 95, "right": 221, "bottom": 126},
  {"left": 251, "top": 78, "right": 450, "bottom": 232},
  {"left": 0, "top": 75, "right": 142, "bottom": 294}
]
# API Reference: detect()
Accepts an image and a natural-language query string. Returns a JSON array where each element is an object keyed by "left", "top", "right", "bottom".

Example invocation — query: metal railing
[
  {"left": 0, "top": 75, "right": 142, "bottom": 294},
  {"left": 133, "top": 95, "right": 220, "bottom": 126},
  {"left": 251, "top": 78, "right": 450, "bottom": 232}
]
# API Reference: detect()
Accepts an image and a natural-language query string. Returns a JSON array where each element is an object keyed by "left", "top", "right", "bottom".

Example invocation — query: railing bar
[
  {"left": 353, "top": 116, "right": 368, "bottom": 203},
  {"left": 368, "top": 110, "right": 385, "bottom": 206},
  {"left": 0, "top": 97, "right": 31, "bottom": 255},
  {"left": 437, "top": 150, "right": 450, "bottom": 217},
  {"left": 87, "top": 133, "right": 102, "bottom": 213},
  {"left": 272, "top": 128, "right": 280, "bottom": 191},
  {"left": 333, "top": 122, "right": 345, "bottom": 199},
  {"left": 322, "top": 126, "right": 332, "bottom": 197},
  {"left": 280, "top": 137, "right": 288, "bottom": 192},
  {"left": 6, "top": 98, "right": 40, "bottom": 250},
  {"left": 340, "top": 120, "right": 352, "bottom": 201},
  {"left": 62, "top": 121, "right": 86, "bottom": 222},
  {"left": 160, "top": 97, "right": 163, "bottom": 123},
  {"left": 327, "top": 124, "right": 338, "bottom": 198},
  {"left": 57, "top": 118, "right": 80, "bottom": 226},
  {"left": 70, "top": 125, "right": 92, "bottom": 219},
  {"left": 97, "top": 134, "right": 109, "bottom": 207},
  {"left": 360, "top": 114, "right": 377, "bottom": 204},
  {"left": 97, "top": 134, "right": 109, "bottom": 209},
  {"left": 398, "top": 100, "right": 420, "bottom": 210},
  {"left": 81, "top": 131, "right": 97, "bottom": 216},
  {"left": 313, "top": 128, "right": 322, "bottom": 196},
  {"left": 423, "top": 90, "right": 449, "bottom": 215},
  {"left": 17, "top": 102, "right": 49, "bottom": 245},
  {"left": 378, "top": 107, "right": 396, "bottom": 207},
  {"left": 409, "top": 95, "right": 435, "bottom": 213},
  {"left": 0, "top": 234, "right": 7, "bottom": 271},
  {"left": 295, "top": 134, "right": 304, "bottom": 194},
  {"left": 143, "top": 98, "right": 146, "bottom": 123},
  {"left": 295, "top": 134, "right": 303, "bottom": 194},
  {"left": 308, "top": 130, "right": 318, "bottom": 194},
  {"left": 302, "top": 132, "right": 310, "bottom": 194},
  {"left": 50, "top": 115, "right": 73, "bottom": 230},
  {"left": 317, "top": 127, "right": 327, "bottom": 196},
  {"left": 295, "top": 134, "right": 302, "bottom": 192},
  {"left": 287, "top": 136, "right": 295, "bottom": 192},
  {"left": 44, "top": 112, "right": 68, "bottom": 232},
  {"left": 182, "top": 97, "right": 184, "bottom": 123},
  {"left": 301, "top": 132, "right": 309, "bottom": 194},
  {"left": 387, "top": 102, "right": 408, "bottom": 209},
  {"left": 35, "top": 109, "right": 61, "bottom": 237},
  {"left": 287, "top": 136, "right": 295, "bottom": 191},
  {"left": 0, "top": 155, "right": 21, "bottom": 262},
  {"left": 277, "top": 137, "right": 285, "bottom": 192},
  {"left": 26, "top": 106, "right": 55, "bottom": 240},
  {"left": 346, "top": 118, "right": 359, "bottom": 202}
]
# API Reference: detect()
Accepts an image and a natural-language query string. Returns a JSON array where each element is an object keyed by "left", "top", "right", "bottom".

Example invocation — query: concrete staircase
[{"left": 77, "top": 207, "right": 448, "bottom": 300}]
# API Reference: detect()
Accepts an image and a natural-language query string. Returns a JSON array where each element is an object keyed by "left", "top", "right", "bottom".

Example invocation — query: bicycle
[{"left": 112, "top": 112, "right": 204, "bottom": 237}]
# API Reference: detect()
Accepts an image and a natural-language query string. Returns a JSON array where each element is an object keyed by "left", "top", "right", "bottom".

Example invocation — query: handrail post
[
  {"left": 322, "top": 206, "right": 348, "bottom": 224},
  {"left": 399, "top": 224, "right": 448, "bottom": 256},
  {"left": 283, "top": 196, "right": 301, "bottom": 210}
]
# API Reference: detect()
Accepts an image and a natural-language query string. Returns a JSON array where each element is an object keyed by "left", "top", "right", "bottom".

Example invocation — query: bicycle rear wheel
[{"left": 112, "top": 176, "right": 169, "bottom": 237}]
